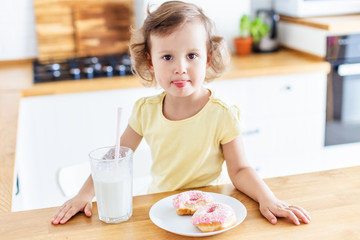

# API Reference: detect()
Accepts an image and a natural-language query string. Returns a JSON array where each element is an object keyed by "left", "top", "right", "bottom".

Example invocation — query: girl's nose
[{"left": 174, "top": 59, "right": 187, "bottom": 74}]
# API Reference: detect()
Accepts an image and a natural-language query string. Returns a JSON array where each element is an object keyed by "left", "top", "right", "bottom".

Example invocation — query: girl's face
[{"left": 148, "top": 20, "right": 210, "bottom": 98}]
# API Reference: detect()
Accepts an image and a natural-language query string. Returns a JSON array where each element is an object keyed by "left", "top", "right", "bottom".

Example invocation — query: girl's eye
[
  {"left": 188, "top": 53, "right": 197, "bottom": 60},
  {"left": 162, "top": 55, "right": 172, "bottom": 61}
]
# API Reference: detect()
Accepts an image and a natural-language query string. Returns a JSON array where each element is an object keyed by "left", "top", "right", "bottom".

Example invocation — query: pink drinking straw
[{"left": 115, "top": 107, "right": 122, "bottom": 160}]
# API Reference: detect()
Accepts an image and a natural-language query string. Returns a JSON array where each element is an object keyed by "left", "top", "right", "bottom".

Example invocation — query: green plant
[
  {"left": 239, "top": 14, "right": 270, "bottom": 43},
  {"left": 239, "top": 15, "right": 252, "bottom": 38}
]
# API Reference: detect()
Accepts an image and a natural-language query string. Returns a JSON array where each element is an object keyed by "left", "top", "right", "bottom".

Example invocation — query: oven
[{"left": 325, "top": 33, "right": 360, "bottom": 146}]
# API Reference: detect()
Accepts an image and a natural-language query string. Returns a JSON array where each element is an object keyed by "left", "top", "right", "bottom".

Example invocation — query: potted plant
[{"left": 234, "top": 14, "right": 270, "bottom": 55}]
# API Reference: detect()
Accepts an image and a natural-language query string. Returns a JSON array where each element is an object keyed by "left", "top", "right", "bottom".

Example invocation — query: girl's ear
[
  {"left": 206, "top": 52, "right": 212, "bottom": 70},
  {"left": 146, "top": 53, "right": 154, "bottom": 72}
]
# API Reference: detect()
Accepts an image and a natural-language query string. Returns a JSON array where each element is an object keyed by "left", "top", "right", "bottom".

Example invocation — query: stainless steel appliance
[
  {"left": 325, "top": 34, "right": 360, "bottom": 145},
  {"left": 253, "top": 9, "right": 280, "bottom": 53},
  {"left": 33, "top": 53, "right": 132, "bottom": 83}
]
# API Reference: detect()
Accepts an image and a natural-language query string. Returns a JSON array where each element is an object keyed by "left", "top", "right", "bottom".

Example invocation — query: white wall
[
  {"left": 0, "top": 0, "right": 38, "bottom": 61},
  {"left": 250, "top": 0, "right": 273, "bottom": 17}
]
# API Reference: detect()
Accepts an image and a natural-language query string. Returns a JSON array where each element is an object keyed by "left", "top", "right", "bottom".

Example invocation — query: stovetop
[{"left": 33, "top": 53, "right": 132, "bottom": 83}]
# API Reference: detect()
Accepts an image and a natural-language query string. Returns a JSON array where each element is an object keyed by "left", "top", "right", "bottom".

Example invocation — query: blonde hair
[{"left": 129, "top": 1, "right": 230, "bottom": 87}]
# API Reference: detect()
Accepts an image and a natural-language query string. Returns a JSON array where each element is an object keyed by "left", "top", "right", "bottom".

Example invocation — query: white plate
[{"left": 149, "top": 192, "right": 247, "bottom": 237}]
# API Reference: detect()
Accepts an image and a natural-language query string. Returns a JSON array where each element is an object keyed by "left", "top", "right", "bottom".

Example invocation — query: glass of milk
[{"left": 89, "top": 146, "right": 133, "bottom": 223}]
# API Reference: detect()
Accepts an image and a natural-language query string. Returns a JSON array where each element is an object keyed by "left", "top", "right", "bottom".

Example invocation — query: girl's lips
[{"left": 172, "top": 80, "right": 189, "bottom": 88}]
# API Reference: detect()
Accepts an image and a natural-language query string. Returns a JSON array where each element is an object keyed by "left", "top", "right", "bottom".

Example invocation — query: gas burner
[
  {"left": 102, "top": 65, "right": 114, "bottom": 77},
  {"left": 46, "top": 63, "right": 61, "bottom": 72},
  {"left": 115, "top": 64, "right": 127, "bottom": 76},
  {"left": 33, "top": 53, "right": 132, "bottom": 83},
  {"left": 84, "top": 56, "right": 99, "bottom": 65},
  {"left": 83, "top": 66, "right": 95, "bottom": 79},
  {"left": 70, "top": 68, "right": 81, "bottom": 80}
]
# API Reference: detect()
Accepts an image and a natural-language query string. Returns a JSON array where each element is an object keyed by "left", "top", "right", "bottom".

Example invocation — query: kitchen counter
[
  {"left": 0, "top": 166, "right": 359, "bottom": 239},
  {"left": 21, "top": 49, "right": 330, "bottom": 97},
  {"left": 0, "top": 49, "right": 330, "bottom": 214}
]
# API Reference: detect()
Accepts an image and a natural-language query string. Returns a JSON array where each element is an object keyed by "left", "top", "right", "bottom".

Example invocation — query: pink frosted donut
[
  {"left": 173, "top": 190, "right": 214, "bottom": 215},
  {"left": 191, "top": 203, "right": 237, "bottom": 232}
]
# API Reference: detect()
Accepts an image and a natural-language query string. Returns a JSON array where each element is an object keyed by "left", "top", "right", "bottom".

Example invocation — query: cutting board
[
  {"left": 33, "top": 0, "right": 134, "bottom": 62},
  {"left": 74, "top": 2, "right": 132, "bottom": 56},
  {"left": 34, "top": 3, "right": 76, "bottom": 61}
]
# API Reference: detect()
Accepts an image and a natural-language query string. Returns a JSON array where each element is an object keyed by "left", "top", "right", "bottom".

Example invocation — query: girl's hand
[
  {"left": 50, "top": 195, "right": 92, "bottom": 225},
  {"left": 259, "top": 198, "right": 311, "bottom": 225}
]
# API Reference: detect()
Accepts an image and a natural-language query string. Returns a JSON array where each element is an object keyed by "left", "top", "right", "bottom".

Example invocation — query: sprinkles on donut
[
  {"left": 192, "top": 202, "right": 237, "bottom": 232},
  {"left": 173, "top": 190, "right": 214, "bottom": 215}
]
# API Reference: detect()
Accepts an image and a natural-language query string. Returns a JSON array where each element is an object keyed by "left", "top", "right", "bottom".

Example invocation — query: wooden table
[{"left": 1, "top": 166, "right": 359, "bottom": 239}]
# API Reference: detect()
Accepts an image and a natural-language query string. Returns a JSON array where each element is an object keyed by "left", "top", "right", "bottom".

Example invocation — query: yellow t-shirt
[{"left": 128, "top": 90, "right": 241, "bottom": 193}]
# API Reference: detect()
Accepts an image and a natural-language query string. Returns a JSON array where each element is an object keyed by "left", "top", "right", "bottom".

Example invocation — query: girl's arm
[
  {"left": 222, "top": 135, "right": 311, "bottom": 225},
  {"left": 51, "top": 125, "right": 142, "bottom": 225},
  {"left": 120, "top": 125, "right": 143, "bottom": 151}
]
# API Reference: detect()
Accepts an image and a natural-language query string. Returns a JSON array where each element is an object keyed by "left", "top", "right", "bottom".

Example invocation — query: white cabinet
[
  {"left": 13, "top": 71, "right": 327, "bottom": 211},
  {"left": 207, "top": 71, "right": 327, "bottom": 178},
  {"left": 13, "top": 87, "right": 162, "bottom": 211}
]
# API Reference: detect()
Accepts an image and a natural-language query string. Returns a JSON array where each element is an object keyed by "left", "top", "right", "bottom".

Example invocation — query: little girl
[{"left": 51, "top": 1, "right": 311, "bottom": 226}]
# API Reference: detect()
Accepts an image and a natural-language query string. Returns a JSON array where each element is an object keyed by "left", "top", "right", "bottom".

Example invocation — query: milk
[
  {"left": 94, "top": 176, "right": 132, "bottom": 221},
  {"left": 89, "top": 146, "right": 134, "bottom": 223}
]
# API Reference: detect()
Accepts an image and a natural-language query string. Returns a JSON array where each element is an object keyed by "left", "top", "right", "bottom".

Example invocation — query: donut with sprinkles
[
  {"left": 191, "top": 202, "right": 237, "bottom": 232},
  {"left": 173, "top": 190, "right": 214, "bottom": 215}
]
